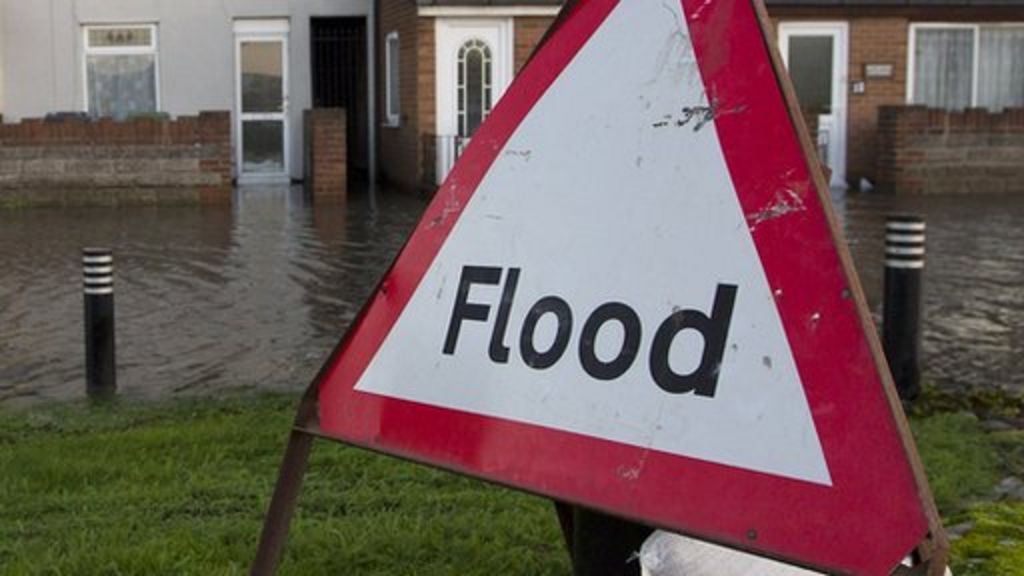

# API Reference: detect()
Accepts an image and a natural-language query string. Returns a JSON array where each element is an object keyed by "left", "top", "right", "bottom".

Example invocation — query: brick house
[
  {"left": 766, "top": 0, "right": 1024, "bottom": 190},
  {"left": 377, "top": 0, "right": 561, "bottom": 192},
  {"left": 378, "top": 0, "right": 1023, "bottom": 193}
]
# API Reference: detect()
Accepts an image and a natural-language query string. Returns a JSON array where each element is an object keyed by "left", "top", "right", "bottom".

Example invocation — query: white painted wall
[{"left": 1, "top": 0, "right": 372, "bottom": 179}]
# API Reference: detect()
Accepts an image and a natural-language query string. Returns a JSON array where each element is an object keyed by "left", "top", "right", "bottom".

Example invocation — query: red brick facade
[
  {"left": 378, "top": 0, "right": 422, "bottom": 192},
  {"left": 378, "top": 3, "right": 1022, "bottom": 193},
  {"left": 771, "top": 6, "right": 1023, "bottom": 186},
  {"left": 877, "top": 106, "right": 1024, "bottom": 194},
  {"left": 377, "top": 1, "right": 554, "bottom": 193},
  {"left": 514, "top": 17, "right": 553, "bottom": 72},
  {"left": 306, "top": 108, "right": 348, "bottom": 199},
  {"left": 0, "top": 111, "right": 231, "bottom": 205}
]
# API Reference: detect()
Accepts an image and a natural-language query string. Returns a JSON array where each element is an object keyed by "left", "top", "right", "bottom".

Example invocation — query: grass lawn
[{"left": 1, "top": 394, "right": 1022, "bottom": 575}]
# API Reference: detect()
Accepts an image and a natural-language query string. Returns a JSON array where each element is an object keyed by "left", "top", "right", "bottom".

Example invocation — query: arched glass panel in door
[{"left": 457, "top": 39, "right": 492, "bottom": 138}]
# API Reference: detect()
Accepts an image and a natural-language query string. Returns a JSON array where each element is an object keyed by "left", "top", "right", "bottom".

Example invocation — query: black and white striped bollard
[
  {"left": 882, "top": 215, "right": 925, "bottom": 406},
  {"left": 83, "top": 248, "right": 116, "bottom": 398}
]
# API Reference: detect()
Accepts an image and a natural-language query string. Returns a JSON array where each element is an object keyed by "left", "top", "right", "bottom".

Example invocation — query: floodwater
[
  {"left": 835, "top": 190, "right": 1024, "bottom": 396},
  {"left": 0, "top": 187, "right": 1021, "bottom": 406},
  {"left": 0, "top": 188, "right": 423, "bottom": 406}
]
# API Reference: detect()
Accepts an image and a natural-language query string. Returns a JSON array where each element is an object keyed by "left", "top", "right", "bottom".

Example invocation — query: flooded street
[
  {"left": 1, "top": 187, "right": 1021, "bottom": 406},
  {"left": 0, "top": 188, "right": 423, "bottom": 406},
  {"left": 837, "top": 191, "right": 1024, "bottom": 396}
]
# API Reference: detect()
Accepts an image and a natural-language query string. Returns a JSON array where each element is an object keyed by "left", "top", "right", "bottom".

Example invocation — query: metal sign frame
[{"left": 251, "top": 1, "right": 947, "bottom": 574}]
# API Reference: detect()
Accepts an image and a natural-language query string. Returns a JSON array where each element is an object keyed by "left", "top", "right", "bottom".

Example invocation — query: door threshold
[{"left": 237, "top": 175, "right": 291, "bottom": 187}]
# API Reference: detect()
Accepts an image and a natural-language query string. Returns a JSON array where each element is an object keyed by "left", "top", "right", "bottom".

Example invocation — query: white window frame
[
  {"left": 233, "top": 18, "right": 291, "bottom": 184},
  {"left": 81, "top": 23, "right": 161, "bottom": 116},
  {"left": 456, "top": 38, "right": 494, "bottom": 138},
  {"left": 907, "top": 22, "right": 1024, "bottom": 109},
  {"left": 384, "top": 31, "right": 400, "bottom": 126}
]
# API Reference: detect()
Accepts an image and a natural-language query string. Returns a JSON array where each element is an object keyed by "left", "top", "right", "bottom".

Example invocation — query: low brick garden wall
[
  {"left": 877, "top": 106, "right": 1024, "bottom": 194},
  {"left": 0, "top": 111, "right": 232, "bottom": 206}
]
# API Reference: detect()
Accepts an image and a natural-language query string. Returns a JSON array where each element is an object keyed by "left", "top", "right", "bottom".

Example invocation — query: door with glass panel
[
  {"left": 779, "top": 22, "right": 849, "bottom": 188},
  {"left": 434, "top": 19, "right": 513, "bottom": 184},
  {"left": 235, "top": 21, "right": 290, "bottom": 184}
]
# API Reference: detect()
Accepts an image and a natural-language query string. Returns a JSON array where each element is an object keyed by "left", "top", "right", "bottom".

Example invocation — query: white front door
[
  {"left": 779, "top": 22, "right": 849, "bottom": 188},
  {"left": 235, "top": 20, "right": 290, "bottom": 185},
  {"left": 435, "top": 18, "right": 513, "bottom": 184}
]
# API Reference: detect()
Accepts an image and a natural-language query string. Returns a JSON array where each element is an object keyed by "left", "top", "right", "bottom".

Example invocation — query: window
[
  {"left": 385, "top": 31, "right": 400, "bottom": 126},
  {"left": 457, "top": 38, "right": 492, "bottom": 138},
  {"left": 83, "top": 24, "right": 159, "bottom": 119},
  {"left": 910, "top": 24, "right": 1024, "bottom": 111}
]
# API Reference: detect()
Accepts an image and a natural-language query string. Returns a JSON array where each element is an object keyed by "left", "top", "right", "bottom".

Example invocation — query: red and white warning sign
[{"left": 312, "top": 1, "right": 941, "bottom": 574}]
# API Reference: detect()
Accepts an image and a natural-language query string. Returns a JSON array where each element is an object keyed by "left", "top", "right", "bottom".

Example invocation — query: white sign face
[{"left": 355, "top": 0, "right": 830, "bottom": 485}]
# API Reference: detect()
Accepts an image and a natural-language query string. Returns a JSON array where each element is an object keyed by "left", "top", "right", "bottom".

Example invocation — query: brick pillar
[
  {"left": 197, "top": 111, "right": 232, "bottom": 203},
  {"left": 307, "top": 108, "right": 347, "bottom": 199},
  {"left": 876, "top": 105, "right": 927, "bottom": 193}
]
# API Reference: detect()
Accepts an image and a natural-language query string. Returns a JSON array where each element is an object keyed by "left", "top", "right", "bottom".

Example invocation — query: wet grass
[
  {"left": 912, "top": 413, "right": 1024, "bottom": 576},
  {"left": 1, "top": 393, "right": 1022, "bottom": 575},
  {"left": 911, "top": 412, "right": 1004, "bottom": 513},
  {"left": 0, "top": 395, "right": 569, "bottom": 576}
]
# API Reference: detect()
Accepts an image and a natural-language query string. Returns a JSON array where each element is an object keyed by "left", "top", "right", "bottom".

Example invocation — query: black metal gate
[{"left": 311, "top": 17, "right": 368, "bottom": 179}]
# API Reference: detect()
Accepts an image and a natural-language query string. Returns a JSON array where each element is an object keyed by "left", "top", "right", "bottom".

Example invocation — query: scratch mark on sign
[
  {"left": 647, "top": 0, "right": 691, "bottom": 86},
  {"left": 617, "top": 403, "right": 667, "bottom": 483},
  {"left": 436, "top": 274, "right": 447, "bottom": 301},
  {"left": 810, "top": 312, "right": 822, "bottom": 329},
  {"left": 690, "top": 0, "right": 715, "bottom": 20},
  {"left": 746, "top": 188, "right": 806, "bottom": 229},
  {"left": 429, "top": 193, "right": 462, "bottom": 228},
  {"left": 504, "top": 149, "right": 532, "bottom": 161},
  {"left": 652, "top": 99, "right": 748, "bottom": 132}
]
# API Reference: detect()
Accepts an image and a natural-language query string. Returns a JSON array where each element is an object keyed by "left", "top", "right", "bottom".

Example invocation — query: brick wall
[
  {"left": 305, "top": 108, "right": 347, "bottom": 199},
  {"left": 770, "top": 7, "right": 1022, "bottom": 186},
  {"left": 378, "top": 0, "right": 423, "bottom": 193},
  {"left": 847, "top": 18, "right": 909, "bottom": 185},
  {"left": 377, "top": 4, "right": 556, "bottom": 195},
  {"left": 515, "top": 16, "right": 556, "bottom": 73},
  {"left": 0, "top": 111, "right": 231, "bottom": 205},
  {"left": 416, "top": 17, "right": 437, "bottom": 190},
  {"left": 877, "top": 106, "right": 1024, "bottom": 194},
  {"left": 771, "top": 14, "right": 909, "bottom": 186}
]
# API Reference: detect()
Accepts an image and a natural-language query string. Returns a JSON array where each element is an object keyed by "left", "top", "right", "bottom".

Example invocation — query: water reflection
[
  {"left": 0, "top": 187, "right": 423, "bottom": 406},
  {"left": 0, "top": 187, "right": 1021, "bottom": 406},
  {"left": 836, "top": 192, "right": 1024, "bottom": 395}
]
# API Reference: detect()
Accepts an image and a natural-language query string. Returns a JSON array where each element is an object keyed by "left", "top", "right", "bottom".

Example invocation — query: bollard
[
  {"left": 882, "top": 215, "right": 925, "bottom": 407},
  {"left": 83, "top": 248, "right": 116, "bottom": 398}
]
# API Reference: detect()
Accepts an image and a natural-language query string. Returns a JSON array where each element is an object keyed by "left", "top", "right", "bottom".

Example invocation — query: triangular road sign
[{"left": 271, "top": 1, "right": 945, "bottom": 574}]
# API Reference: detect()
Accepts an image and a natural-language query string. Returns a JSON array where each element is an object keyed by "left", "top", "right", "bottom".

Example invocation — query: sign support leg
[
  {"left": 251, "top": 428, "right": 313, "bottom": 576},
  {"left": 569, "top": 507, "right": 653, "bottom": 576},
  {"left": 553, "top": 501, "right": 576, "bottom": 560},
  {"left": 251, "top": 391, "right": 319, "bottom": 576}
]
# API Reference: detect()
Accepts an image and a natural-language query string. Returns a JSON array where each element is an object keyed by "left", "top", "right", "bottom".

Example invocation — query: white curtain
[
  {"left": 913, "top": 28, "right": 974, "bottom": 110},
  {"left": 86, "top": 54, "right": 157, "bottom": 120},
  {"left": 978, "top": 27, "right": 1024, "bottom": 112}
]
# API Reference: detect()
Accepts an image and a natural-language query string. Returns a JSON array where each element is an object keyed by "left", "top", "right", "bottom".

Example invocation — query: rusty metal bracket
[{"left": 250, "top": 386, "right": 319, "bottom": 576}]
